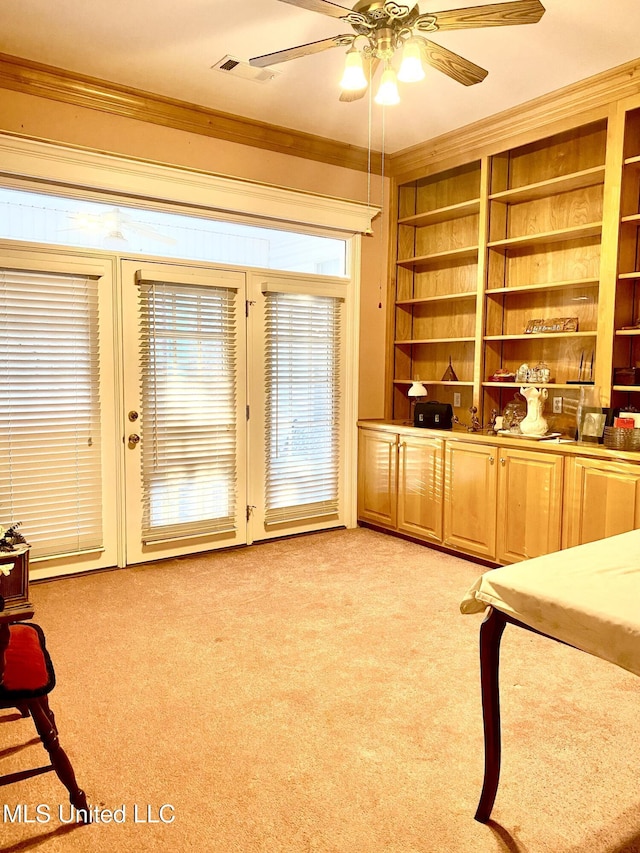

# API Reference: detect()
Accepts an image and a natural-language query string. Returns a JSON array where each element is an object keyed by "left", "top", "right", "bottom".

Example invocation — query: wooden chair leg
[
  {"left": 29, "top": 698, "right": 89, "bottom": 819},
  {"left": 474, "top": 607, "right": 507, "bottom": 823}
]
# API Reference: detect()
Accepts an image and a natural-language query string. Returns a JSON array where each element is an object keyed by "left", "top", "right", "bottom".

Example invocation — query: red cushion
[{"left": 0, "top": 623, "right": 55, "bottom": 701}]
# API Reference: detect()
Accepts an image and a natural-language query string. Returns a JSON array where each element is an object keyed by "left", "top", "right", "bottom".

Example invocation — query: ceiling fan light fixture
[
  {"left": 375, "top": 63, "right": 400, "bottom": 106},
  {"left": 397, "top": 38, "right": 425, "bottom": 83},
  {"left": 339, "top": 47, "right": 368, "bottom": 91}
]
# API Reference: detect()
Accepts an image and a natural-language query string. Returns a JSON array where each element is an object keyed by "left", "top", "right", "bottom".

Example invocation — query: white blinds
[
  {"left": 265, "top": 292, "right": 341, "bottom": 525},
  {"left": 0, "top": 268, "right": 102, "bottom": 558},
  {"left": 138, "top": 281, "right": 237, "bottom": 543}
]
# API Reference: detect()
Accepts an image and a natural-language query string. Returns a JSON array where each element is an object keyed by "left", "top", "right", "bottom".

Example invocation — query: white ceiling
[{"left": 2, "top": 0, "right": 640, "bottom": 154}]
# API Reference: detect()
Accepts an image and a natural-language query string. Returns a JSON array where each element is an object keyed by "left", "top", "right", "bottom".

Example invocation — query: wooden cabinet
[
  {"left": 563, "top": 455, "right": 640, "bottom": 547},
  {"left": 444, "top": 440, "right": 497, "bottom": 559},
  {"left": 397, "top": 434, "right": 444, "bottom": 543},
  {"left": 357, "top": 428, "right": 398, "bottom": 528},
  {"left": 357, "top": 427, "right": 444, "bottom": 542},
  {"left": 496, "top": 447, "right": 563, "bottom": 563}
]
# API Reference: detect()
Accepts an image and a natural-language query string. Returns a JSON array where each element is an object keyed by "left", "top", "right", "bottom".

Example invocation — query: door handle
[{"left": 128, "top": 434, "right": 140, "bottom": 449}]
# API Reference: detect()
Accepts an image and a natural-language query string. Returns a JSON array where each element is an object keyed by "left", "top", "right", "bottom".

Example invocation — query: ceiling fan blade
[
  {"left": 276, "top": 0, "right": 353, "bottom": 18},
  {"left": 339, "top": 56, "right": 380, "bottom": 102},
  {"left": 417, "top": 38, "right": 488, "bottom": 86},
  {"left": 429, "top": 0, "right": 545, "bottom": 31},
  {"left": 250, "top": 35, "right": 353, "bottom": 67}
]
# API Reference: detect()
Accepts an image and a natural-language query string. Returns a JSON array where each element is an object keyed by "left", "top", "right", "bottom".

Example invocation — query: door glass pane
[
  {"left": 265, "top": 292, "right": 341, "bottom": 524},
  {"left": 0, "top": 268, "right": 102, "bottom": 558},
  {"left": 138, "top": 280, "right": 238, "bottom": 543}
]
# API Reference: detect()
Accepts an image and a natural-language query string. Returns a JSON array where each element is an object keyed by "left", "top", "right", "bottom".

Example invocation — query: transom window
[{"left": 0, "top": 187, "right": 347, "bottom": 277}]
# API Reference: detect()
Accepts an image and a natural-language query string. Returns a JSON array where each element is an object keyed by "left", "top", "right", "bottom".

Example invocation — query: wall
[{"left": 0, "top": 86, "right": 389, "bottom": 419}]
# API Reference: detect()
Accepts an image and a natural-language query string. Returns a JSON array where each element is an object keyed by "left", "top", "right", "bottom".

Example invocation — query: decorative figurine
[
  {"left": 519, "top": 386, "right": 548, "bottom": 436},
  {"left": 454, "top": 406, "right": 482, "bottom": 433},
  {"left": 441, "top": 356, "right": 458, "bottom": 382},
  {"left": 486, "top": 408, "right": 499, "bottom": 435}
]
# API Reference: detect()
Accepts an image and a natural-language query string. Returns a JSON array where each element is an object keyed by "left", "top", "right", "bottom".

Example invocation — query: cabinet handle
[
  {"left": 489, "top": 456, "right": 494, "bottom": 465},
  {"left": 500, "top": 457, "right": 506, "bottom": 466}
]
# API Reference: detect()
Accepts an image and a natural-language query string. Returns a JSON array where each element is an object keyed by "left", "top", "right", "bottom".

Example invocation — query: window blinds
[
  {"left": 265, "top": 292, "right": 341, "bottom": 525},
  {"left": 138, "top": 281, "right": 237, "bottom": 543},
  {"left": 0, "top": 268, "right": 102, "bottom": 558}
]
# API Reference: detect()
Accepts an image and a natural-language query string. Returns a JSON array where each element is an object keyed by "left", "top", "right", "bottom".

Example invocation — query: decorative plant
[{"left": 0, "top": 522, "right": 28, "bottom": 552}]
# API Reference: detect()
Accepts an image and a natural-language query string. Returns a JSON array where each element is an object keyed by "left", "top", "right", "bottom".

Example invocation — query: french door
[
  {"left": 121, "top": 261, "right": 247, "bottom": 564},
  {"left": 0, "top": 248, "right": 119, "bottom": 580},
  {"left": 1, "top": 251, "right": 350, "bottom": 576}
]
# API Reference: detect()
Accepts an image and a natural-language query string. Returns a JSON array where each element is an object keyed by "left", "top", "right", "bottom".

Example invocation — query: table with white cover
[{"left": 461, "top": 530, "right": 640, "bottom": 821}]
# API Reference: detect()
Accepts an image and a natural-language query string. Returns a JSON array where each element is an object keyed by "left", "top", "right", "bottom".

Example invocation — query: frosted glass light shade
[
  {"left": 408, "top": 381, "right": 427, "bottom": 397},
  {"left": 375, "top": 65, "right": 400, "bottom": 106},
  {"left": 398, "top": 39, "right": 425, "bottom": 83},
  {"left": 340, "top": 49, "right": 368, "bottom": 91}
]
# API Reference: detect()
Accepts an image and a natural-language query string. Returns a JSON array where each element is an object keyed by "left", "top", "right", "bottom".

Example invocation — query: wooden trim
[
  {"left": 0, "top": 133, "right": 377, "bottom": 234},
  {"left": 390, "top": 58, "right": 640, "bottom": 181},
  {"left": 0, "top": 52, "right": 384, "bottom": 174}
]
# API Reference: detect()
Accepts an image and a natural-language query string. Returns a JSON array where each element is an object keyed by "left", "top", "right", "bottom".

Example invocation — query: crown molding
[
  {"left": 0, "top": 52, "right": 383, "bottom": 174},
  {"left": 389, "top": 57, "right": 640, "bottom": 181}
]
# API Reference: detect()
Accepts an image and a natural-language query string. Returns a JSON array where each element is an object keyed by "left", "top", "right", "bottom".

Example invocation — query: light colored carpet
[{"left": 1, "top": 527, "right": 639, "bottom": 852}]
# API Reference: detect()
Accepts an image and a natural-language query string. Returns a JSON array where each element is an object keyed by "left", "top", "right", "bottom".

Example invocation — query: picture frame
[{"left": 579, "top": 406, "right": 608, "bottom": 443}]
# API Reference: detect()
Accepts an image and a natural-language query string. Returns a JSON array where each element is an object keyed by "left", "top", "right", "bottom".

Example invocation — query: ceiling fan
[{"left": 249, "top": 0, "right": 546, "bottom": 104}]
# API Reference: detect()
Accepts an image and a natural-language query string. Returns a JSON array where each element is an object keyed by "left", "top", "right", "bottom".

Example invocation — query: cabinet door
[
  {"left": 496, "top": 448, "right": 563, "bottom": 563},
  {"left": 357, "top": 429, "right": 398, "bottom": 528},
  {"left": 397, "top": 435, "right": 444, "bottom": 543},
  {"left": 563, "top": 456, "right": 640, "bottom": 548},
  {"left": 444, "top": 441, "right": 497, "bottom": 559}
]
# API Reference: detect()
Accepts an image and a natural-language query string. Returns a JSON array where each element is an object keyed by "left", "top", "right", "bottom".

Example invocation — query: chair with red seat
[{"left": 0, "top": 620, "right": 89, "bottom": 818}]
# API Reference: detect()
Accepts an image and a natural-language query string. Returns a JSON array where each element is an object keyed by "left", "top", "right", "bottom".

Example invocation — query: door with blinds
[
  {"left": 121, "top": 261, "right": 247, "bottom": 563},
  {"left": 0, "top": 250, "right": 119, "bottom": 579},
  {"left": 246, "top": 273, "right": 348, "bottom": 540}
]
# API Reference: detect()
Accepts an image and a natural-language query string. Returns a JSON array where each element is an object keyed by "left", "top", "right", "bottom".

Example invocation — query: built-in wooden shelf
[
  {"left": 398, "top": 198, "right": 481, "bottom": 227},
  {"left": 484, "top": 331, "right": 597, "bottom": 342},
  {"left": 615, "top": 329, "right": 640, "bottom": 336},
  {"left": 486, "top": 277, "right": 599, "bottom": 296},
  {"left": 393, "top": 379, "right": 473, "bottom": 386},
  {"left": 613, "top": 385, "right": 640, "bottom": 392},
  {"left": 618, "top": 271, "right": 640, "bottom": 280},
  {"left": 395, "top": 336, "right": 476, "bottom": 345},
  {"left": 396, "top": 291, "right": 476, "bottom": 306},
  {"left": 489, "top": 166, "right": 606, "bottom": 205},
  {"left": 483, "top": 382, "right": 592, "bottom": 389},
  {"left": 397, "top": 246, "right": 478, "bottom": 269},
  {"left": 488, "top": 223, "right": 602, "bottom": 252},
  {"left": 624, "top": 154, "right": 640, "bottom": 169}
]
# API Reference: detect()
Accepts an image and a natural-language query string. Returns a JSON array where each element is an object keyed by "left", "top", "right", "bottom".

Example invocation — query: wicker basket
[{"left": 603, "top": 426, "right": 640, "bottom": 451}]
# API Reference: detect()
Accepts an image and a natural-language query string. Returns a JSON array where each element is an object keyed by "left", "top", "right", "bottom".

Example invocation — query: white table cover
[{"left": 460, "top": 529, "right": 640, "bottom": 678}]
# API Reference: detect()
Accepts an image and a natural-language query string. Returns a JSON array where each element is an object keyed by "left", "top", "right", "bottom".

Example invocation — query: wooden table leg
[
  {"left": 29, "top": 698, "right": 89, "bottom": 819},
  {"left": 475, "top": 607, "right": 507, "bottom": 823}
]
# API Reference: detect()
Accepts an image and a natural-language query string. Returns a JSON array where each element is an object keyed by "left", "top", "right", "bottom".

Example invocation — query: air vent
[{"left": 211, "top": 55, "right": 280, "bottom": 83}]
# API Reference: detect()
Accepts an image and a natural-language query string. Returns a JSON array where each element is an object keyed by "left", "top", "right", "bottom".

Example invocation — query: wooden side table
[{"left": 0, "top": 547, "right": 34, "bottom": 619}]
